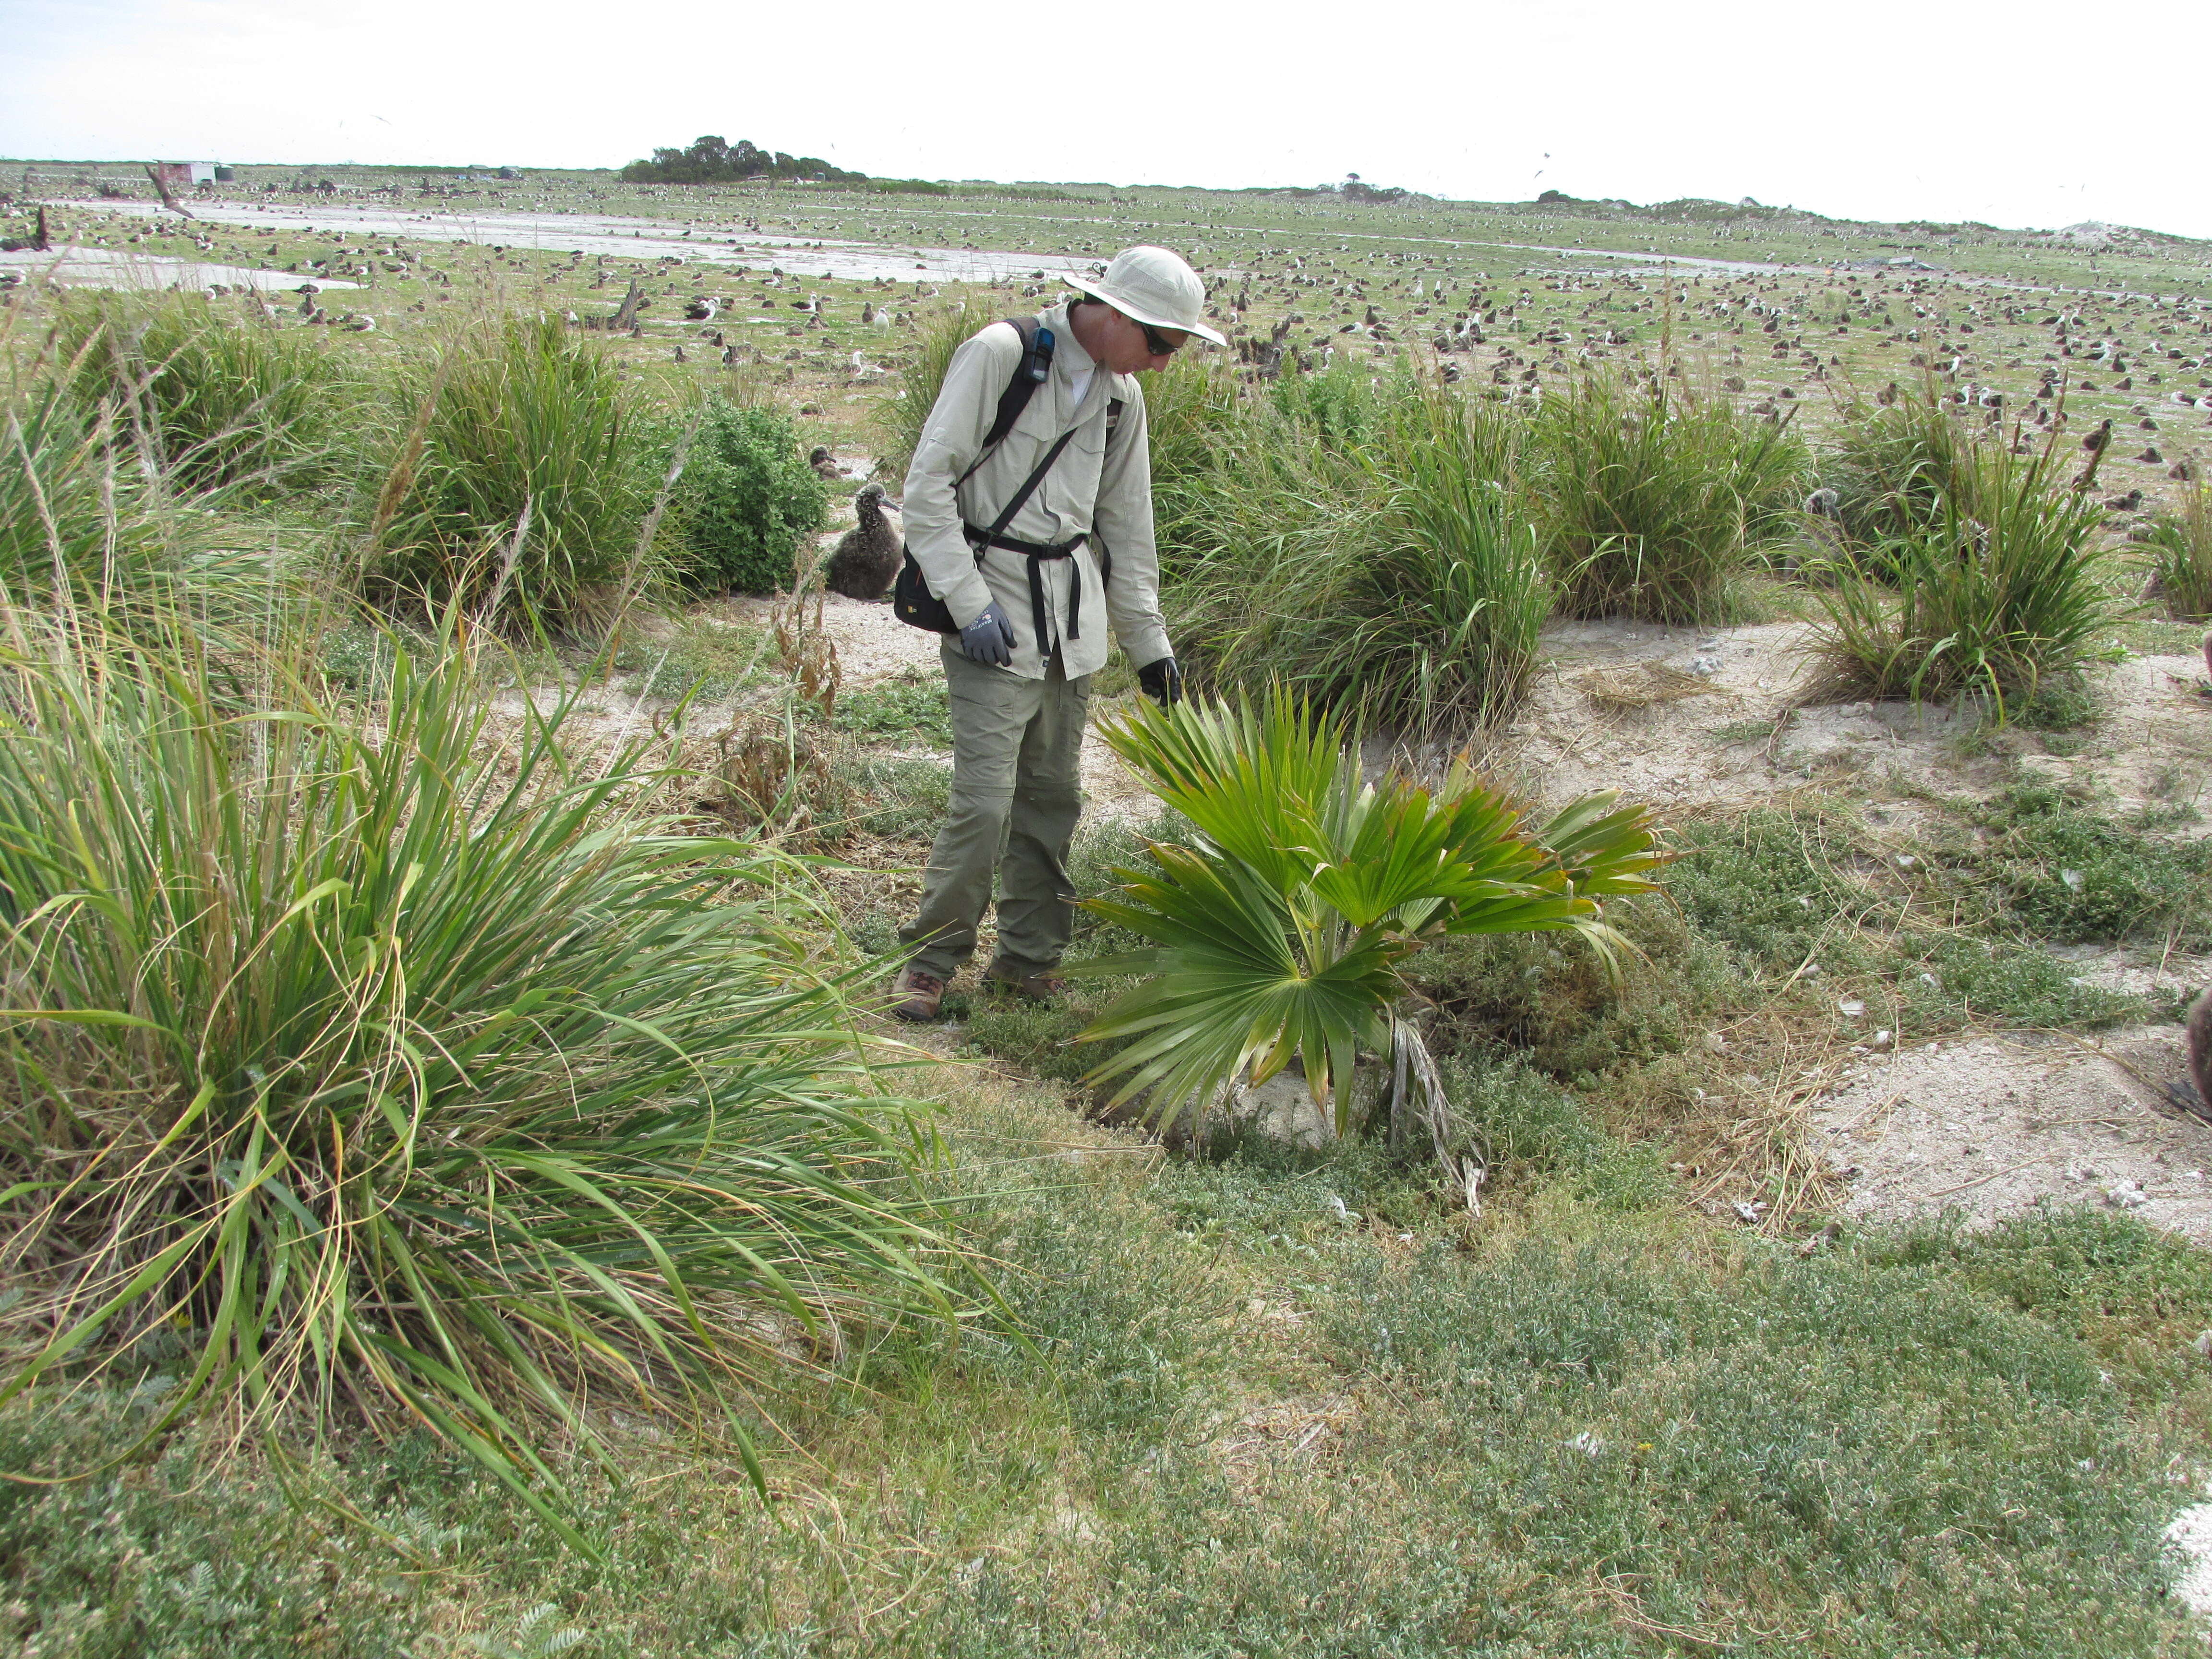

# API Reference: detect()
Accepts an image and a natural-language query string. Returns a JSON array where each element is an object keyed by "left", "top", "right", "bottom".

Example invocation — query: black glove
[
  {"left": 1137, "top": 656, "right": 1183, "bottom": 705},
  {"left": 958, "top": 601, "right": 1017, "bottom": 667}
]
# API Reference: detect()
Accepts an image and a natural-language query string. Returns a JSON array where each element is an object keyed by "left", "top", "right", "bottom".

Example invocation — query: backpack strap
[{"left": 953, "top": 316, "right": 1054, "bottom": 489}]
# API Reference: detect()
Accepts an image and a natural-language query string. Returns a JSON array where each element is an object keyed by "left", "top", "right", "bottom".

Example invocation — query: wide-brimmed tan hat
[{"left": 1064, "top": 245, "right": 1226, "bottom": 348}]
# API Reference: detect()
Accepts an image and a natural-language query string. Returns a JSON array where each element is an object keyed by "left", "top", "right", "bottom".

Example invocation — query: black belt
[{"left": 964, "top": 524, "right": 1089, "bottom": 653}]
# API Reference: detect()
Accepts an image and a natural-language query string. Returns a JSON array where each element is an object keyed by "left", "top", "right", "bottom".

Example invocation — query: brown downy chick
[
  {"left": 822, "top": 484, "right": 902, "bottom": 601},
  {"left": 2187, "top": 987, "right": 2212, "bottom": 1118}
]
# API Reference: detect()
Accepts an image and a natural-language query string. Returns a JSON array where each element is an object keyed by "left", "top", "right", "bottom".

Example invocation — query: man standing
[{"left": 890, "top": 246, "right": 1224, "bottom": 1022}]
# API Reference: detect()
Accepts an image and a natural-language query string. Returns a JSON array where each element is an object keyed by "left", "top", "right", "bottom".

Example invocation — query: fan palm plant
[{"left": 1070, "top": 693, "right": 1664, "bottom": 1166}]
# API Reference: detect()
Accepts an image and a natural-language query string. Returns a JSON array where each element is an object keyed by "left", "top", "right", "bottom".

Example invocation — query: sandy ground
[
  {"left": 1809, "top": 1028, "right": 2212, "bottom": 1240},
  {"left": 1506, "top": 616, "right": 2212, "bottom": 817}
]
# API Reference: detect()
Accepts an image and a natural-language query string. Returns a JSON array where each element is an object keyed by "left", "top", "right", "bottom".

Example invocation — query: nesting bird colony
[{"left": 8, "top": 163, "right": 2206, "bottom": 524}]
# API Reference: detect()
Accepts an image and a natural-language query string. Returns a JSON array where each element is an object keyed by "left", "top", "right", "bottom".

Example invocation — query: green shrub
[
  {"left": 1534, "top": 373, "right": 1807, "bottom": 623},
  {"left": 1269, "top": 362, "right": 1385, "bottom": 450},
  {"left": 659, "top": 396, "right": 829, "bottom": 594},
  {"left": 0, "top": 627, "right": 957, "bottom": 1548},
  {"left": 370, "top": 317, "right": 645, "bottom": 632},
  {"left": 1807, "top": 440, "right": 2111, "bottom": 706},
  {"left": 56, "top": 291, "right": 355, "bottom": 495}
]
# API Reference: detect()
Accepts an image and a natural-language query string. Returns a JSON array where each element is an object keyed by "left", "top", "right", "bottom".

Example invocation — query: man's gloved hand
[
  {"left": 959, "top": 601, "right": 1017, "bottom": 667},
  {"left": 1137, "top": 656, "right": 1183, "bottom": 705}
]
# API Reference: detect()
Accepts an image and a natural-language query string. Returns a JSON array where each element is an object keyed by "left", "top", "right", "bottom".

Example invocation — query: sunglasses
[{"left": 1135, "top": 318, "right": 1187, "bottom": 357}]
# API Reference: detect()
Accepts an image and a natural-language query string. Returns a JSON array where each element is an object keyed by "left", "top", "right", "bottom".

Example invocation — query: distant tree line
[{"left": 619, "top": 136, "right": 867, "bottom": 186}]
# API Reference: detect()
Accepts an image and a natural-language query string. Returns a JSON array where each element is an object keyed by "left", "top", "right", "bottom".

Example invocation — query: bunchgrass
[
  {"left": 1817, "top": 387, "right": 1977, "bottom": 543},
  {"left": 1807, "top": 437, "right": 2112, "bottom": 707},
  {"left": 1535, "top": 371, "right": 1808, "bottom": 623},
  {"left": 1, "top": 348, "right": 296, "bottom": 649},
  {"left": 2143, "top": 478, "right": 2212, "bottom": 621},
  {"left": 55, "top": 290, "right": 357, "bottom": 497},
  {"left": 873, "top": 298, "right": 987, "bottom": 478},
  {"left": 1341, "top": 377, "right": 1552, "bottom": 730},
  {"left": 0, "top": 620, "right": 959, "bottom": 1551},
  {"left": 368, "top": 316, "right": 648, "bottom": 633},
  {"left": 1162, "top": 370, "right": 1553, "bottom": 732}
]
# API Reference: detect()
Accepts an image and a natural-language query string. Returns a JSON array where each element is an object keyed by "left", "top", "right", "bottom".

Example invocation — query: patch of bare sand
[
  {"left": 1495, "top": 616, "right": 2212, "bottom": 822},
  {"left": 1810, "top": 1027, "right": 2212, "bottom": 1241},
  {"left": 1486, "top": 616, "right": 2212, "bottom": 1241}
]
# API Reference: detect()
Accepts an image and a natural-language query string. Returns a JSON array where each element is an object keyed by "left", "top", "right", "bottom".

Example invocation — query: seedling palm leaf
[{"left": 1073, "top": 692, "right": 1664, "bottom": 1139}]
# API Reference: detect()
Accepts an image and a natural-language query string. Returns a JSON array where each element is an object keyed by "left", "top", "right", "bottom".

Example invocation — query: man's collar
[{"left": 1042, "top": 299, "right": 1096, "bottom": 374}]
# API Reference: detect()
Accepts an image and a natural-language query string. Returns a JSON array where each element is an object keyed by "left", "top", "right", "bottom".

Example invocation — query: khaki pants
[{"left": 898, "top": 643, "right": 1090, "bottom": 980}]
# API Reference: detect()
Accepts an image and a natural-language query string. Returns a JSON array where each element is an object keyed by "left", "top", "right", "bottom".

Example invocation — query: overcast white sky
[{"left": 7, "top": 0, "right": 2210, "bottom": 240}]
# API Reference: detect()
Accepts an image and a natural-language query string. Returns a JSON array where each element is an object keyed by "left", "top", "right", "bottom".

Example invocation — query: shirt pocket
[{"left": 1038, "top": 419, "right": 1108, "bottom": 535}]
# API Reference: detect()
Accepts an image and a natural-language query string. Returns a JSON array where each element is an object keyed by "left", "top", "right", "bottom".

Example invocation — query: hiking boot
[
  {"left": 890, "top": 966, "right": 947, "bottom": 1022},
  {"left": 983, "top": 962, "right": 1068, "bottom": 1004}
]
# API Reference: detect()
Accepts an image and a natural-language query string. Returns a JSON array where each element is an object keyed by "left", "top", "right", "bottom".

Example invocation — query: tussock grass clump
[
  {"left": 1164, "top": 370, "right": 1551, "bottom": 733},
  {"left": 1534, "top": 373, "right": 1807, "bottom": 623},
  {"left": 0, "top": 628, "right": 956, "bottom": 1547},
  {"left": 2143, "top": 478, "right": 2212, "bottom": 621},
  {"left": 1346, "top": 378, "right": 1552, "bottom": 729},
  {"left": 56, "top": 291, "right": 357, "bottom": 495},
  {"left": 1807, "top": 438, "right": 2111, "bottom": 706},
  {"left": 874, "top": 299, "right": 987, "bottom": 477},
  {"left": 1817, "top": 388, "right": 1978, "bottom": 543},
  {"left": 369, "top": 317, "right": 647, "bottom": 632},
  {"left": 1, "top": 368, "right": 296, "bottom": 645}
]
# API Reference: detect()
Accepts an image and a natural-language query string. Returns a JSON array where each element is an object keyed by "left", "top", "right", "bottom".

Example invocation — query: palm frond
[{"left": 1073, "top": 691, "right": 1666, "bottom": 1137}]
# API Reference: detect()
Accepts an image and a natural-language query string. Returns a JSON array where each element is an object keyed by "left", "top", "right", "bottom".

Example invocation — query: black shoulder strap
[
  {"left": 984, "top": 316, "right": 1048, "bottom": 450},
  {"left": 981, "top": 429, "right": 1082, "bottom": 547},
  {"left": 954, "top": 316, "right": 1052, "bottom": 489}
]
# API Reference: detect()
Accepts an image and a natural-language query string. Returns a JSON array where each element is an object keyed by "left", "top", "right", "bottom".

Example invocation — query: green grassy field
[{"left": 6, "top": 160, "right": 2212, "bottom": 1656}]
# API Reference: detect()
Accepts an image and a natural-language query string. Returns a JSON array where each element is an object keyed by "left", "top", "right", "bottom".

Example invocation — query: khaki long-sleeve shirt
[{"left": 901, "top": 300, "right": 1174, "bottom": 680}]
